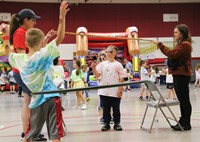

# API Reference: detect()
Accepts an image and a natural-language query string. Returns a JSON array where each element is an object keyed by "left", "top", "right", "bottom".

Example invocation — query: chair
[{"left": 140, "top": 80, "right": 183, "bottom": 133}]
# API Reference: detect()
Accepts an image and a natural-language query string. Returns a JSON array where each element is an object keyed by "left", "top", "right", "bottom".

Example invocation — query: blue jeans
[{"left": 84, "top": 90, "right": 89, "bottom": 98}]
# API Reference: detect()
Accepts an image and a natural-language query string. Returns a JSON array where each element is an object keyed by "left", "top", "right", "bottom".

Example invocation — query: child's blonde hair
[
  {"left": 107, "top": 45, "right": 119, "bottom": 54},
  {"left": 26, "top": 28, "right": 45, "bottom": 48},
  {"left": 195, "top": 64, "right": 200, "bottom": 71}
]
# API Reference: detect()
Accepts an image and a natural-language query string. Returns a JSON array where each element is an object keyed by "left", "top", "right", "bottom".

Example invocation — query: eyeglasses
[{"left": 106, "top": 50, "right": 113, "bottom": 54}]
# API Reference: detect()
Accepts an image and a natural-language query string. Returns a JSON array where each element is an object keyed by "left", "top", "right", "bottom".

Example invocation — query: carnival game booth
[{"left": 76, "top": 27, "right": 141, "bottom": 88}]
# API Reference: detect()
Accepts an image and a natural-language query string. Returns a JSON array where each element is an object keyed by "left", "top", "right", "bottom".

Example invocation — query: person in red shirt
[
  {"left": 9, "top": 9, "right": 47, "bottom": 141},
  {"left": 154, "top": 24, "right": 192, "bottom": 131}
]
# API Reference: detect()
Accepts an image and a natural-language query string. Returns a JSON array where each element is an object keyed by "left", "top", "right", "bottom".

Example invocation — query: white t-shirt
[
  {"left": 123, "top": 68, "right": 129, "bottom": 77},
  {"left": 0, "top": 73, "right": 8, "bottom": 85},
  {"left": 150, "top": 69, "right": 156, "bottom": 82},
  {"left": 53, "top": 65, "right": 65, "bottom": 88},
  {"left": 8, "top": 71, "right": 16, "bottom": 83},
  {"left": 140, "top": 67, "right": 149, "bottom": 81},
  {"left": 195, "top": 69, "right": 200, "bottom": 80},
  {"left": 166, "top": 68, "right": 173, "bottom": 83},
  {"left": 96, "top": 60, "right": 126, "bottom": 98},
  {"left": 125, "top": 61, "right": 133, "bottom": 73}
]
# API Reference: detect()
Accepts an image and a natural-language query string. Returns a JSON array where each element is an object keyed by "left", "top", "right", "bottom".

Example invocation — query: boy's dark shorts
[
  {"left": 166, "top": 83, "right": 174, "bottom": 89},
  {"left": 9, "top": 81, "right": 16, "bottom": 86}
]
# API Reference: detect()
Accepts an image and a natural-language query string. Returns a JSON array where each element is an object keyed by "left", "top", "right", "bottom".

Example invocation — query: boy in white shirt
[{"left": 92, "top": 45, "right": 126, "bottom": 131}]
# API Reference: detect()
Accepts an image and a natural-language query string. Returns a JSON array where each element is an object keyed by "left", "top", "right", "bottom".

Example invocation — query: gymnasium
[{"left": 0, "top": 0, "right": 200, "bottom": 142}]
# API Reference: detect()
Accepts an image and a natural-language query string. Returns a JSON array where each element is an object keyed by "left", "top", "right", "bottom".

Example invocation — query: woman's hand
[{"left": 152, "top": 40, "right": 159, "bottom": 45}]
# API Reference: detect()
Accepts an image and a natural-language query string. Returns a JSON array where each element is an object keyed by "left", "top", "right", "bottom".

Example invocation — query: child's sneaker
[
  {"left": 86, "top": 97, "right": 90, "bottom": 102},
  {"left": 62, "top": 106, "right": 65, "bottom": 111},
  {"left": 101, "top": 123, "right": 110, "bottom": 131},
  {"left": 139, "top": 96, "right": 143, "bottom": 100},
  {"left": 81, "top": 104, "right": 88, "bottom": 110},
  {"left": 20, "top": 132, "right": 25, "bottom": 141},
  {"left": 21, "top": 133, "right": 47, "bottom": 141},
  {"left": 146, "top": 96, "right": 149, "bottom": 100},
  {"left": 72, "top": 106, "right": 79, "bottom": 110},
  {"left": 113, "top": 123, "right": 123, "bottom": 131},
  {"left": 32, "top": 137, "right": 47, "bottom": 141}
]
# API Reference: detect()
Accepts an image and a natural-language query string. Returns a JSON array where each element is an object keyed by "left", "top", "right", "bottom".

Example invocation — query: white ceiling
[{"left": 0, "top": 0, "right": 200, "bottom": 3}]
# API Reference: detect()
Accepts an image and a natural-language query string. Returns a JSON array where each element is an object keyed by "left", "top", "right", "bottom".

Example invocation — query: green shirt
[{"left": 70, "top": 69, "right": 84, "bottom": 82}]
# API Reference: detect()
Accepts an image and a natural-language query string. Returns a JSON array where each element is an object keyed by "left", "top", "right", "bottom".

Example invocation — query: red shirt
[
  {"left": 158, "top": 41, "right": 192, "bottom": 76},
  {"left": 12, "top": 27, "right": 28, "bottom": 74},
  {"left": 59, "top": 59, "right": 64, "bottom": 66}
]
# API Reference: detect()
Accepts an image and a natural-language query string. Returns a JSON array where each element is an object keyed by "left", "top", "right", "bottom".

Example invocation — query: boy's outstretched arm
[{"left": 55, "top": 1, "right": 70, "bottom": 46}]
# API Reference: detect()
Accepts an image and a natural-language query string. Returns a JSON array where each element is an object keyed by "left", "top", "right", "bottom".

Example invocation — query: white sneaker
[
  {"left": 81, "top": 104, "right": 88, "bottom": 110},
  {"left": 72, "top": 106, "right": 79, "bottom": 110}
]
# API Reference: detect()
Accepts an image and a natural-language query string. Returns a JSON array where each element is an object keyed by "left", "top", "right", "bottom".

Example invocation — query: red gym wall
[{"left": 0, "top": 2, "right": 200, "bottom": 44}]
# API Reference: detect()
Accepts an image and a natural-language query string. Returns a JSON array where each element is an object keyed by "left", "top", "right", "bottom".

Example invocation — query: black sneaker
[
  {"left": 101, "top": 123, "right": 110, "bottom": 131},
  {"left": 113, "top": 123, "right": 123, "bottom": 131},
  {"left": 20, "top": 132, "right": 25, "bottom": 140},
  {"left": 20, "top": 132, "right": 45, "bottom": 141},
  {"left": 171, "top": 124, "right": 179, "bottom": 129},
  {"left": 62, "top": 106, "right": 65, "bottom": 111},
  {"left": 146, "top": 96, "right": 149, "bottom": 100},
  {"left": 172, "top": 124, "right": 191, "bottom": 131},
  {"left": 38, "top": 134, "right": 45, "bottom": 138},
  {"left": 32, "top": 137, "right": 47, "bottom": 141},
  {"left": 139, "top": 96, "right": 143, "bottom": 100}
]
